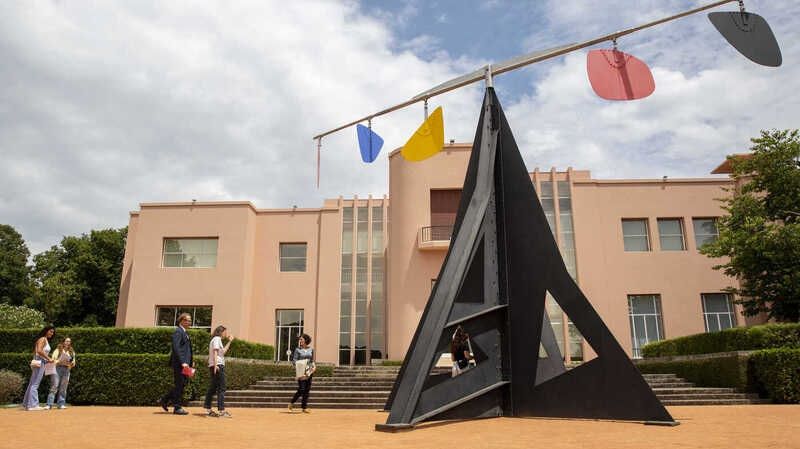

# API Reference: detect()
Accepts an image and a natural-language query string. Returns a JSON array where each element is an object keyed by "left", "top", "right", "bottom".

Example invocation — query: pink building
[{"left": 116, "top": 143, "right": 752, "bottom": 364}]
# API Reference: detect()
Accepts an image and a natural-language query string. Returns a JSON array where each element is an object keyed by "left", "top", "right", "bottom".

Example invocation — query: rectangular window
[
  {"left": 693, "top": 218, "right": 719, "bottom": 249},
  {"left": 540, "top": 181, "right": 556, "bottom": 236},
  {"left": 162, "top": 238, "right": 218, "bottom": 268},
  {"left": 279, "top": 243, "right": 307, "bottom": 272},
  {"left": 155, "top": 306, "right": 212, "bottom": 331},
  {"left": 622, "top": 219, "right": 650, "bottom": 252},
  {"left": 702, "top": 293, "right": 736, "bottom": 332},
  {"left": 628, "top": 295, "right": 664, "bottom": 358},
  {"left": 275, "top": 309, "right": 304, "bottom": 362},
  {"left": 657, "top": 218, "right": 686, "bottom": 251}
]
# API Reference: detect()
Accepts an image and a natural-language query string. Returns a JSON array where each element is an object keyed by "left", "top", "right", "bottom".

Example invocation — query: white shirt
[{"left": 208, "top": 336, "right": 225, "bottom": 367}]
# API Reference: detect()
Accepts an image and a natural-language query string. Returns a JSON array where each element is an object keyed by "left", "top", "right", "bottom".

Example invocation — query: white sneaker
[
  {"left": 58, "top": 405, "right": 67, "bottom": 410},
  {"left": 26, "top": 406, "right": 47, "bottom": 411},
  {"left": 45, "top": 405, "right": 52, "bottom": 410}
]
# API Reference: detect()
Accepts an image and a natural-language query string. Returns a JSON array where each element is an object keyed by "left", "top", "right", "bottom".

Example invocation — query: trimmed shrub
[
  {"left": 637, "top": 353, "right": 753, "bottom": 391},
  {"left": 0, "top": 327, "right": 273, "bottom": 360},
  {"left": 642, "top": 323, "right": 800, "bottom": 358},
  {"left": 380, "top": 360, "right": 403, "bottom": 366},
  {"left": 750, "top": 348, "right": 800, "bottom": 403},
  {"left": 0, "top": 304, "right": 44, "bottom": 329},
  {"left": 0, "top": 369, "right": 23, "bottom": 404},
  {"left": 0, "top": 354, "right": 331, "bottom": 406}
]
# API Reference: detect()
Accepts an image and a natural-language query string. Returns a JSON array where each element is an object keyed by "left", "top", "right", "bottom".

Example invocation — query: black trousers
[
  {"left": 291, "top": 376, "right": 312, "bottom": 409},
  {"left": 162, "top": 366, "right": 186, "bottom": 409},
  {"left": 204, "top": 365, "right": 226, "bottom": 410}
]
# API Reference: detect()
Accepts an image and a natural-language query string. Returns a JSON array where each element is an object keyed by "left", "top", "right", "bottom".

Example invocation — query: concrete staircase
[
  {"left": 193, "top": 367, "right": 767, "bottom": 409},
  {"left": 645, "top": 373, "right": 767, "bottom": 406}
]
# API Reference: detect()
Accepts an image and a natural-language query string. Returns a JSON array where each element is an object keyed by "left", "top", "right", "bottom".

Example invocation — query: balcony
[{"left": 418, "top": 225, "right": 453, "bottom": 251}]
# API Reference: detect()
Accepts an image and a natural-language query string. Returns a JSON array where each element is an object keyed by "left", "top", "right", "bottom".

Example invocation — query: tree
[
  {"left": 702, "top": 129, "right": 800, "bottom": 322},
  {"left": 0, "top": 303, "right": 45, "bottom": 328},
  {"left": 28, "top": 227, "right": 127, "bottom": 326},
  {"left": 0, "top": 224, "right": 33, "bottom": 305}
]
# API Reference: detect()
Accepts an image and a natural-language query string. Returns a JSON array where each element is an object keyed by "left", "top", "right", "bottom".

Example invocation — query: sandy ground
[{"left": 2, "top": 405, "right": 799, "bottom": 449}]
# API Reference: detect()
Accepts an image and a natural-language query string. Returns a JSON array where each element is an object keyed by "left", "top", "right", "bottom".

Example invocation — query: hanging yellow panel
[{"left": 400, "top": 106, "right": 444, "bottom": 162}]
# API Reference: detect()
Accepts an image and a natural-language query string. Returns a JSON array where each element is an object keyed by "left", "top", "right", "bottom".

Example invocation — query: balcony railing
[{"left": 420, "top": 225, "right": 454, "bottom": 243}]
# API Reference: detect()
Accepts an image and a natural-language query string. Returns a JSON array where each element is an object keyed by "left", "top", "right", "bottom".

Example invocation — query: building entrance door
[{"left": 276, "top": 309, "right": 304, "bottom": 362}]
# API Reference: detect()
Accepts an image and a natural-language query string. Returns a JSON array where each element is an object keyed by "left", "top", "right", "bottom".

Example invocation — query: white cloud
[
  {"left": 0, "top": 0, "right": 482, "bottom": 253},
  {"left": 507, "top": 0, "right": 800, "bottom": 179},
  {"left": 1, "top": 0, "right": 798, "bottom": 255}
]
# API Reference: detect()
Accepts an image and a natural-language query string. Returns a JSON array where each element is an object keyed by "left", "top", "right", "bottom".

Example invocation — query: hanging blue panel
[{"left": 357, "top": 124, "right": 384, "bottom": 163}]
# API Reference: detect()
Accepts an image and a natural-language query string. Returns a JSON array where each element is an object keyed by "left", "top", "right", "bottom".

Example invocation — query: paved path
[{"left": 2, "top": 405, "right": 798, "bottom": 449}]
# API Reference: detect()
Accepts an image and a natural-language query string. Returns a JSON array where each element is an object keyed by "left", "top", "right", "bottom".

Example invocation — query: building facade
[{"left": 116, "top": 143, "right": 756, "bottom": 364}]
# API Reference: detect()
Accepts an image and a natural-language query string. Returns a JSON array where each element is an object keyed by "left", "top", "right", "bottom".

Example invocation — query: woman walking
[
  {"left": 204, "top": 325, "right": 234, "bottom": 418},
  {"left": 288, "top": 334, "right": 315, "bottom": 413},
  {"left": 47, "top": 337, "right": 76, "bottom": 409},
  {"left": 22, "top": 326, "right": 55, "bottom": 411}
]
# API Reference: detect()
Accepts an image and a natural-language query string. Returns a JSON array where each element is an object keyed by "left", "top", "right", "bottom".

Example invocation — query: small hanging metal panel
[
  {"left": 708, "top": 11, "right": 782, "bottom": 67},
  {"left": 400, "top": 106, "right": 445, "bottom": 162},
  {"left": 587, "top": 49, "right": 655, "bottom": 101},
  {"left": 356, "top": 123, "right": 384, "bottom": 163}
]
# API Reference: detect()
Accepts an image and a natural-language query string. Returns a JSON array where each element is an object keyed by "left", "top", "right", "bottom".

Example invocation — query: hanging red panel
[{"left": 587, "top": 49, "right": 655, "bottom": 101}]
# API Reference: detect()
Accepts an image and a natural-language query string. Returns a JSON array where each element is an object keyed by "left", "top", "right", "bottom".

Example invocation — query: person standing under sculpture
[
  {"left": 288, "top": 334, "right": 315, "bottom": 413},
  {"left": 450, "top": 326, "right": 474, "bottom": 377},
  {"left": 160, "top": 313, "right": 193, "bottom": 415}
]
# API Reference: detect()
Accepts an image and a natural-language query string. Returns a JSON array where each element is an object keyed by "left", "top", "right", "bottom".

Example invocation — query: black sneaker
[
  {"left": 159, "top": 398, "right": 169, "bottom": 412},
  {"left": 173, "top": 408, "right": 189, "bottom": 415}
]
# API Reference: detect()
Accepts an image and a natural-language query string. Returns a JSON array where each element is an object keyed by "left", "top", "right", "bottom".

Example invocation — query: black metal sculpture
[{"left": 377, "top": 88, "right": 677, "bottom": 432}]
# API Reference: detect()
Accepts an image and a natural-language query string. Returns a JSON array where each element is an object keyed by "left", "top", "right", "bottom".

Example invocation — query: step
[
  {"left": 641, "top": 374, "right": 681, "bottom": 379},
  {"left": 216, "top": 396, "right": 388, "bottom": 404},
  {"left": 252, "top": 385, "right": 394, "bottom": 391},
  {"left": 225, "top": 402, "right": 385, "bottom": 409},
  {"left": 228, "top": 390, "right": 390, "bottom": 397},
  {"left": 660, "top": 398, "right": 770, "bottom": 406},
  {"left": 254, "top": 381, "right": 395, "bottom": 387},
  {"left": 655, "top": 393, "right": 756, "bottom": 400},
  {"left": 646, "top": 382, "right": 696, "bottom": 388},
  {"left": 650, "top": 387, "right": 736, "bottom": 394}
]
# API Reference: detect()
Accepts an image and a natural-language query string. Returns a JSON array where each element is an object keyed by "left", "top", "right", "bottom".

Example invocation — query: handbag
[
  {"left": 44, "top": 362, "right": 57, "bottom": 376},
  {"left": 304, "top": 360, "right": 315, "bottom": 377},
  {"left": 30, "top": 359, "right": 42, "bottom": 369},
  {"left": 294, "top": 359, "right": 309, "bottom": 379},
  {"left": 181, "top": 366, "right": 196, "bottom": 378}
]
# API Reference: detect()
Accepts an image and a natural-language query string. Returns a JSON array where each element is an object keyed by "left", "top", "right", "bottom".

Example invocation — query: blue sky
[{"left": 0, "top": 0, "right": 798, "bottom": 253}]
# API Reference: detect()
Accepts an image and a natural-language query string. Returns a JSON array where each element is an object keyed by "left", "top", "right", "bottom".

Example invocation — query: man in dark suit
[{"left": 160, "top": 312, "right": 193, "bottom": 415}]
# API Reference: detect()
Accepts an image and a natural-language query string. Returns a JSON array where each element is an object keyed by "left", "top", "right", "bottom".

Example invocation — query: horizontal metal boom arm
[{"left": 312, "top": 0, "right": 736, "bottom": 141}]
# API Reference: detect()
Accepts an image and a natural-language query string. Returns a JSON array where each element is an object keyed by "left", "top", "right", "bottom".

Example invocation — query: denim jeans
[
  {"left": 47, "top": 366, "right": 71, "bottom": 407},
  {"left": 204, "top": 365, "right": 226, "bottom": 410},
  {"left": 291, "top": 376, "right": 313, "bottom": 409},
  {"left": 22, "top": 358, "right": 47, "bottom": 409}
]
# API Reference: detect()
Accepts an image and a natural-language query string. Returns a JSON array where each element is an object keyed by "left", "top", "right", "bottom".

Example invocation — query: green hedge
[
  {"left": 642, "top": 323, "right": 800, "bottom": 358},
  {"left": 0, "top": 327, "right": 273, "bottom": 360},
  {"left": 380, "top": 360, "right": 403, "bottom": 366},
  {"left": 750, "top": 348, "right": 800, "bottom": 403},
  {"left": 0, "top": 354, "right": 331, "bottom": 406},
  {"left": 637, "top": 353, "right": 753, "bottom": 391}
]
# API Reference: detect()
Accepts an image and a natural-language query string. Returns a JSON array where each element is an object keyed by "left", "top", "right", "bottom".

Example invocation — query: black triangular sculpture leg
[{"left": 377, "top": 88, "right": 676, "bottom": 432}]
